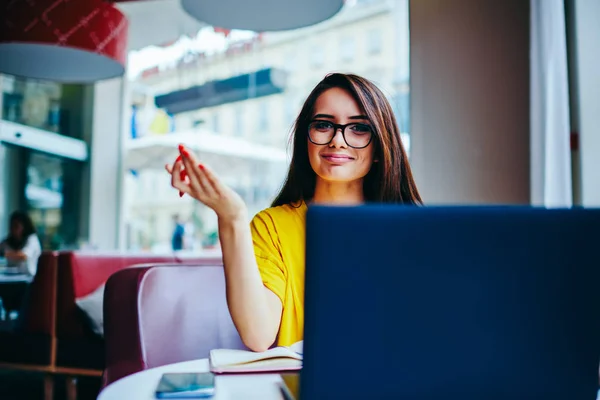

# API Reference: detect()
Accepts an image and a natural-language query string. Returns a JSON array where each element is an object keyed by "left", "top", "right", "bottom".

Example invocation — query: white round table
[{"left": 97, "top": 359, "right": 285, "bottom": 400}]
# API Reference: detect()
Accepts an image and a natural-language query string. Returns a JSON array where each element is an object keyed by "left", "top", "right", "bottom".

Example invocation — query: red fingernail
[
  {"left": 179, "top": 169, "right": 186, "bottom": 180},
  {"left": 178, "top": 144, "right": 185, "bottom": 152},
  {"left": 179, "top": 191, "right": 184, "bottom": 197},
  {"left": 176, "top": 155, "right": 182, "bottom": 162},
  {"left": 198, "top": 164, "right": 204, "bottom": 170}
]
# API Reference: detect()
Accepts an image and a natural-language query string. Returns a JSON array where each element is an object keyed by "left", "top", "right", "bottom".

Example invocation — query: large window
[
  {"left": 26, "top": 152, "right": 83, "bottom": 249},
  {"left": 125, "top": 0, "right": 411, "bottom": 252},
  {"left": 0, "top": 146, "right": 85, "bottom": 250},
  {"left": 0, "top": 74, "right": 90, "bottom": 250}
]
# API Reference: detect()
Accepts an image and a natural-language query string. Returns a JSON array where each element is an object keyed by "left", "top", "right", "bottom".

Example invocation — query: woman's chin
[{"left": 317, "top": 172, "right": 362, "bottom": 184}]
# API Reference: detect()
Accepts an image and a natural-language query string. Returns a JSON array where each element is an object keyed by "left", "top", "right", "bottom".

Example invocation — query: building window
[
  {"left": 285, "top": 97, "right": 296, "bottom": 126},
  {"left": 212, "top": 112, "right": 220, "bottom": 133},
  {"left": 285, "top": 51, "right": 298, "bottom": 72},
  {"left": 257, "top": 102, "right": 268, "bottom": 132},
  {"left": 340, "top": 37, "right": 355, "bottom": 62},
  {"left": 367, "top": 29, "right": 382, "bottom": 54},
  {"left": 234, "top": 105, "right": 245, "bottom": 136},
  {"left": 310, "top": 46, "right": 325, "bottom": 68}
]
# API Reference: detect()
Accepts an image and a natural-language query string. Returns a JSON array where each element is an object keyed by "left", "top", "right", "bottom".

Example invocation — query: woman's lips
[{"left": 321, "top": 154, "right": 354, "bottom": 163}]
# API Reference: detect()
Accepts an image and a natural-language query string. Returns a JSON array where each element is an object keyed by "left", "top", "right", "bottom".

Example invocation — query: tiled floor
[{"left": 0, "top": 370, "right": 100, "bottom": 400}]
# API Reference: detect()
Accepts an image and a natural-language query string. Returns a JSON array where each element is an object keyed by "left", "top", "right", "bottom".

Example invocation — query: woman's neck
[{"left": 311, "top": 179, "right": 365, "bottom": 205}]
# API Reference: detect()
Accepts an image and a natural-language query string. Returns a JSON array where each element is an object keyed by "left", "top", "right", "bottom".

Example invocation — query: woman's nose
[{"left": 329, "top": 128, "right": 347, "bottom": 148}]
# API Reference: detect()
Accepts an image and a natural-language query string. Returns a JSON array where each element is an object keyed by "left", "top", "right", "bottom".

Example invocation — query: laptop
[{"left": 301, "top": 205, "right": 600, "bottom": 399}]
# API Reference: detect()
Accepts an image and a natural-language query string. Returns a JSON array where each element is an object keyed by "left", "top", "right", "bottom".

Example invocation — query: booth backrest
[
  {"left": 56, "top": 252, "right": 222, "bottom": 338},
  {"left": 56, "top": 252, "right": 181, "bottom": 338},
  {"left": 103, "top": 264, "right": 245, "bottom": 385},
  {"left": 23, "top": 251, "right": 59, "bottom": 334}
]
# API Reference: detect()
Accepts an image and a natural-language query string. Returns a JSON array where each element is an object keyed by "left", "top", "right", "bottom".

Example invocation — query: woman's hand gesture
[{"left": 165, "top": 144, "right": 247, "bottom": 222}]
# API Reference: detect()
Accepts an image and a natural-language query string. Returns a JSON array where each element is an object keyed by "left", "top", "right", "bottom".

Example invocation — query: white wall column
[
  {"left": 570, "top": 0, "right": 600, "bottom": 207},
  {"left": 89, "top": 77, "right": 125, "bottom": 249},
  {"left": 530, "top": 0, "right": 573, "bottom": 208},
  {"left": 118, "top": 78, "right": 132, "bottom": 250}
]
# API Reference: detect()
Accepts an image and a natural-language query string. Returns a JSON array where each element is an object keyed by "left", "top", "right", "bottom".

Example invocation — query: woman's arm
[
  {"left": 4, "top": 249, "right": 27, "bottom": 261},
  {"left": 219, "top": 216, "right": 283, "bottom": 352},
  {"left": 166, "top": 145, "right": 282, "bottom": 352},
  {"left": 5, "top": 235, "right": 41, "bottom": 275}
]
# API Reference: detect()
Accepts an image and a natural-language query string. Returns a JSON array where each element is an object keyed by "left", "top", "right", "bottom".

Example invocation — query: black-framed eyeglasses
[{"left": 307, "top": 120, "right": 374, "bottom": 149}]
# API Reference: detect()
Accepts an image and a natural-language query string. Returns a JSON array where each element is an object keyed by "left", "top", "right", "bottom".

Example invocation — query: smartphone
[{"left": 155, "top": 372, "right": 215, "bottom": 399}]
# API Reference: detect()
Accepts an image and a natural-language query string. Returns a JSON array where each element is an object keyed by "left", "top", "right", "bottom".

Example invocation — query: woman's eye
[
  {"left": 350, "top": 124, "right": 372, "bottom": 133},
  {"left": 314, "top": 122, "right": 333, "bottom": 130}
]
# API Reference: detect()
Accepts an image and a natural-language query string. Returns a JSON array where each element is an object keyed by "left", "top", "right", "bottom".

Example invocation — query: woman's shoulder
[
  {"left": 253, "top": 202, "right": 307, "bottom": 222},
  {"left": 25, "top": 233, "right": 41, "bottom": 245},
  {"left": 251, "top": 202, "right": 306, "bottom": 249}
]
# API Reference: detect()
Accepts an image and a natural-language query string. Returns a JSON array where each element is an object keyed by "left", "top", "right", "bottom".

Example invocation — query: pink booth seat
[
  {"left": 102, "top": 264, "right": 246, "bottom": 388},
  {"left": 55, "top": 252, "right": 221, "bottom": 373}
]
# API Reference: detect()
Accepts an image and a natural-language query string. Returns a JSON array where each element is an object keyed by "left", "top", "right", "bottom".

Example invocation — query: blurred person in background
[
  {"left": 0, "top": 211, "right": 41, "bottom": 276},
  {"left": 171, "top": 214, "right": 185, "bottom": 251},
  {"left": 0, "top": 211, "right": 41, "bottom": 322},
  {"left": 166, "top": 73, "right": 421, "bottom": 351}
]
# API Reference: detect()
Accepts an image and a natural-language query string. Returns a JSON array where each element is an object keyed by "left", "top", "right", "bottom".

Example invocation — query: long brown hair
[{"left": 272, "top": 73, "right": 422, "bottom": 206}]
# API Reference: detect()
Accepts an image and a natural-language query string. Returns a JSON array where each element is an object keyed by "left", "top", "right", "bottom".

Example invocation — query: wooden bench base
[{"left": 0, "top": 363, "right": 102, "bottom": 400}]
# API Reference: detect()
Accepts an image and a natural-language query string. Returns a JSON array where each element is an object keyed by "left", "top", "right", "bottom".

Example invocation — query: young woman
[
  {"left": 0, "top": 211, "right": 42, "bottom": 276},
  {"left": 166, "top": 73, "right": 421, "bottom": 351}
]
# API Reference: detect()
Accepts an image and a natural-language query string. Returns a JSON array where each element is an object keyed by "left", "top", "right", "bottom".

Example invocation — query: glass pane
[
  {"left": 125, "top": 0, "right": 411, "bottom": 252},
  {"left": 0, "top": 74, "right": 89, "bottom": 140},
  {"left": 25, "top": 152, "right": 83, "bottom": 250}
]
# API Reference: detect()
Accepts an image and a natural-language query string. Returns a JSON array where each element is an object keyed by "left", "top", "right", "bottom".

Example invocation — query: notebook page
[
  {"left": 217, "top": 357, "right": 302, "bottom": 373},
  {"left": 210, "top": 346, "right": 301, "bottom": 368},
  {"left": 287, "top": 340, "right": 303, "bottom": 355}
]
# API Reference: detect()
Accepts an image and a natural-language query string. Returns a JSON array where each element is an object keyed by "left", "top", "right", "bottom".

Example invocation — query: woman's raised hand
[{"left": 165, "top": 144, "right": 247, "bottom": 222}]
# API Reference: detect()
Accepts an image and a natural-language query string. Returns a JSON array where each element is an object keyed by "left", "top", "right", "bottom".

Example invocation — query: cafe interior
[{"left": 0, "top": 0, "right": 599, "bottom": 399}]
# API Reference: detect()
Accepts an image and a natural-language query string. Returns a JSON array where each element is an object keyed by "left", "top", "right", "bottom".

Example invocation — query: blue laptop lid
[{"left": 302, "top": 205, "right": 600, "bottom": 399}]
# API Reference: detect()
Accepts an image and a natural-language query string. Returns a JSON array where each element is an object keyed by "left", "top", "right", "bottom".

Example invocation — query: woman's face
[
  {"left": 307, "top": 87, "right": 375, "bottom": 184},
  {"left": 10, "top": 219, "right": 23, "bottom": 238}
]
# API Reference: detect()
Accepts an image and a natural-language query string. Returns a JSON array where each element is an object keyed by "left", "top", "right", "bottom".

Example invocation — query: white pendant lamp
[{"left": 180, "top": 0, "right": 344, "bottom": 32}]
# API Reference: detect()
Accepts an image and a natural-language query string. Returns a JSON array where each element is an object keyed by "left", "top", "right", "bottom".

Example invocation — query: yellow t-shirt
[{"left": 250, "top": 202, "right": 307, "bottom": 347}]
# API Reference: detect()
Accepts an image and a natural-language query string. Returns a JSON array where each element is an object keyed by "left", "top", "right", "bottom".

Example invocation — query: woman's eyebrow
[
  {"left": 312, "top": 114, "right": 369, "bottom": 120},
  {"left": 313, "top": 113, "right": 335, "bottom": 119}
]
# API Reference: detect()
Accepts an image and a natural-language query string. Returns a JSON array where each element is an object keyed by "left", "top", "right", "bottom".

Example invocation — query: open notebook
[{"left": 209, "top": 341, "right": 303, "bottom": 374}]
